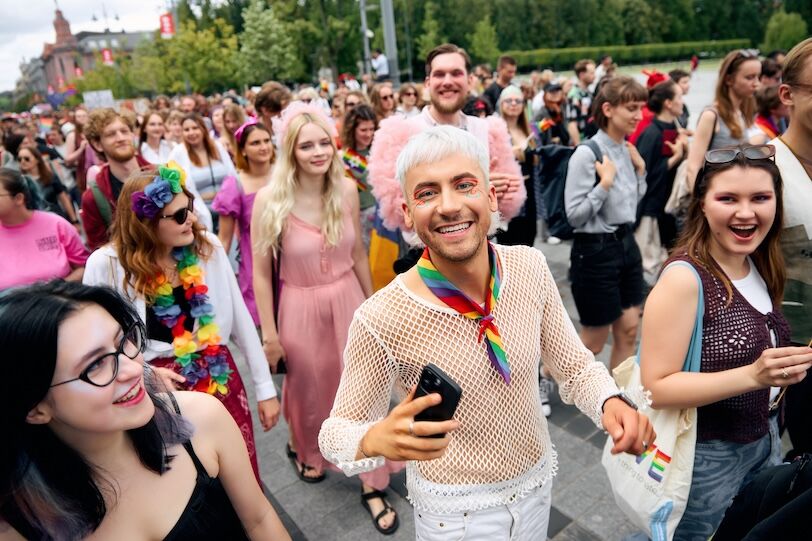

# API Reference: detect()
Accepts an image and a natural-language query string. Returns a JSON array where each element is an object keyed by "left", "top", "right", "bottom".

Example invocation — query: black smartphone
[{"left": 413, "top": 363, "right": 463, "bottom": 438}]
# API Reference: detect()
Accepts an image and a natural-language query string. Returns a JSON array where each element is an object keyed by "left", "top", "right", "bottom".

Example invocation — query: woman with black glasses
[
  {"left": 395, "top": 82, "right": 422, "bottom": 118},
  {"left": 0, "top": 281, "right": 290, "bottom": 540},
  {"left": 82, "top": 164, "right": 280, "bottom": 481},
  {"left": 639, "top": 145, "right": 812, "bottom": 539}
]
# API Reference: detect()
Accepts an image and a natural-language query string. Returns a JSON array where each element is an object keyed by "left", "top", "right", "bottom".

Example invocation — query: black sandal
[
  {"left": 286, "top": 444, "right": 326, "bottom": 484},
  {"left": 361, "top": 489, "right": 400, "bottom": 535}
]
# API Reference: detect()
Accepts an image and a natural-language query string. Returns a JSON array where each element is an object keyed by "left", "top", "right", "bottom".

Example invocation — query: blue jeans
[{"left": 673, "top": 417, "right": 780, "bottom": 541}]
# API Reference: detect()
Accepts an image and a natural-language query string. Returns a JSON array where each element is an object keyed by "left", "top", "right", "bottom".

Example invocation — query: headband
[
  {"left": 272, "top": 101, "right": 337, "bottom": 146},
  {"left": 131, "top": 161, "right": 187, "bottom": 220},
  {"left": 233, "top": 116, "right": 258, "bottom": 143}
]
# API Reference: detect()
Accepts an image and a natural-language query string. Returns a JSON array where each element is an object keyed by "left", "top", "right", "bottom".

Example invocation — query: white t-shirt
[{"left": 731, "top": 258, "right": 779, "bottom": 400}]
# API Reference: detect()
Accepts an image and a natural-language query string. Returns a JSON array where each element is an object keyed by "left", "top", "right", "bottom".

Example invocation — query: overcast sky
[{"left": 1, "top": 0, "right": 168, "bottom": 92}]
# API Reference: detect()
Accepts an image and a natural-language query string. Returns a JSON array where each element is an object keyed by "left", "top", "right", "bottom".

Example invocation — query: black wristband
[{"left": 602, "top": 393, "right": 638, "bottom": 413}]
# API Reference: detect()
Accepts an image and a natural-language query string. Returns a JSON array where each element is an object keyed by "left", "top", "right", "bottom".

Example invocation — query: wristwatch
[{"left": 602, "top": 392, "right": 638, "bottom": 413}]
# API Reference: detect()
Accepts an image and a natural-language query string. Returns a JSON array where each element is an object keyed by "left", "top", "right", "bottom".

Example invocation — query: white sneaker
[
  {"left": 539, "top": 376, "right": 554, "bottom": 417},
  {"left": 546, "top": 236, "right": 562, "bottom": 245}
]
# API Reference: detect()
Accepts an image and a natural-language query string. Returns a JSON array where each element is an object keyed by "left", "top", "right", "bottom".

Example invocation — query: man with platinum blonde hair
[{"left": 321, "top": 126, "right": 654, "bottom": 539}]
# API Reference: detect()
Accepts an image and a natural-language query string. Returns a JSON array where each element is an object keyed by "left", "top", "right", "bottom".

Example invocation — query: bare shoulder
[
  {"left": 172, "top": 391, "right": 230, "bottom": 432},
  {"left": 0, "top": 521, "right": 26, "bottom": 541},
  {"left": 651, "top": 263, "right": 700, "bottom": 303},
  {"left": 255, "top": 184, "right": 273, "bottom": 204}
]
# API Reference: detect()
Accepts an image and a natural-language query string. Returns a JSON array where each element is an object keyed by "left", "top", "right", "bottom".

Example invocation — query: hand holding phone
[
  {"left": 359, "top": 364, "right": 462, "bottom": 461},
  {"left": 414, "top": 364, "right": 463, "bottom": 438}
]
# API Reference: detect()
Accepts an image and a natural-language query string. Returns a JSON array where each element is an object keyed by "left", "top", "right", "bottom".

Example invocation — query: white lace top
[{"left": 319, "top": 245, "right": 619, "bottom": 513}]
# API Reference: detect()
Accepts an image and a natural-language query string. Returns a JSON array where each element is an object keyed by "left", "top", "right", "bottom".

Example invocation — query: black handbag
[{"left": 270, "top": 251, "right": 287, "bottom": 374}]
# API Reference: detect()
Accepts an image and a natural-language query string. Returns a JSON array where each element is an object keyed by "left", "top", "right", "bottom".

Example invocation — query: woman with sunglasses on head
[
  {"left": 211, "top": 120, "right": 274, "bottom": 326},
  {"left": 0, "top": 281, "right": 290, "bottom": 541},
  {"left": 82, "top": 163, "right": 280, "bottom": 481},
  {"left": 395, "top": 82, "right": 422, "bottom": 118},
  {"left": 0, "top": 168, "right": 89, "bottom": 292},
  {"left": 252, "top": 103, "right": 401, "bottom": 534},
  {"left": 16, "top": 144, "right": 80, "bottom": 227},
  {"left": 639, "top": 145, "right": 812, "bottom": 540},
  {"left": 684, "top": 50, "right": 762, "bottom": 190}
]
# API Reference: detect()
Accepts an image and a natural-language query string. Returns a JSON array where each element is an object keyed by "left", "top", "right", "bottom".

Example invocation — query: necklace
[
  {"left": 150, "top": 245, "right": 231, "bottom": 395},
  {"left": 416, "top": 243, "right": 511, "bottom": 384}
]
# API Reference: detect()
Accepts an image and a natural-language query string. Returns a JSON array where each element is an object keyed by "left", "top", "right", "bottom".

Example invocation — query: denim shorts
[{"left": 569, "top": 227, "right": 644, "bottom": 327}]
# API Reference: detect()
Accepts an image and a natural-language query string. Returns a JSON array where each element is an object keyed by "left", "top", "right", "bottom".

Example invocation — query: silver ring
[
  {"left": 408, "top": 421, "right": 415, "bottom": 436},
  {"left": 642, "top": 440, "right": 648, "bottom": 450},
  {"left": 782, "top": 368, "right": 789, "bottom": 379}
]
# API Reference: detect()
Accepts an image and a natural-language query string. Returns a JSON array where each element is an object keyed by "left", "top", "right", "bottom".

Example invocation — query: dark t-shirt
[
  {"left": 533, "top": 106, "right": 571, "bottom": 147},
  {"left": 483, "top": 82, "right": 506, "bottom": 109},
  {"left": 635, "top": 118, "right": 678, "bottom": 217},
  {"left": 109, "top": 170, "right": 123, "bottom": 203}
]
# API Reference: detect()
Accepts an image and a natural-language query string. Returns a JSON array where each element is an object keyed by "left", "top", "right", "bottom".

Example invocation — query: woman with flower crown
[
  {"left": 83, "top": 162, "right": 280, "bottom": 480},
  {"left": 252, "top": 103, "right": 402, "bottom": 535}
]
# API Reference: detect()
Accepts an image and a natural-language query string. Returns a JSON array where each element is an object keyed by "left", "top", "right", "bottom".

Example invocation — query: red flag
[{"left": 160, "top": 13, "right": 175, "bottom": 39}]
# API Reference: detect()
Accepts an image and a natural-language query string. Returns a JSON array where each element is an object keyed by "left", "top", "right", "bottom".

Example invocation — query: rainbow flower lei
[{"left": 151, "top": 245, "right": 232, "bottom": 395}]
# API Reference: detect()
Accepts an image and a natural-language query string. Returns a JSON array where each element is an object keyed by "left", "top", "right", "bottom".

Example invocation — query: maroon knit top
[{"left": 669, "top": 254, "right": 791, "bottom": 443}]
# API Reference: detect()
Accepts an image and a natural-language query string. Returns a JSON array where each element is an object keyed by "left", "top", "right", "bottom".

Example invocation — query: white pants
[{"left": 414, "top": 481, "right": 552, "bottom": 540}]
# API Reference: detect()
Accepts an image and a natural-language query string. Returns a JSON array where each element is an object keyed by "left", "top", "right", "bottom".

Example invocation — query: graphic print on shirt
[{"left": 36, "top": 235, "right": 60, "bottom": 251}]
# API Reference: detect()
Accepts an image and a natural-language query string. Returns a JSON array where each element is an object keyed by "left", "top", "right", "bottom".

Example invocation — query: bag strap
[
  {"left": 579, "top": 138, "right": 604, "bottom": 187},
  {"left": 666, "top": 261, "right": 704, "bottom": 373},
  {"left": 89, "top": 180, "right": 113, "bottom": 227},
  {"left": 635, "top": 261, "right": 704, "bottom": 373}
]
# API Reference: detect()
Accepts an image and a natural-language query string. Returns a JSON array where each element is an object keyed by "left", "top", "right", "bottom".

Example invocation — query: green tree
[
  {"left": 469, "top": 14, "right": 499, "bottom": 64},
  {"left": 165, "top": 19, "right": 240, "bottom": 94},
  {"left": 239, "top": 0, "right": 301, "bottom": 84},
  {"left": 416, "top": 1, "right": 445, "bottom": 62},
  {"left": 762, "top": 9, "right": 809, "bottom": 53}
]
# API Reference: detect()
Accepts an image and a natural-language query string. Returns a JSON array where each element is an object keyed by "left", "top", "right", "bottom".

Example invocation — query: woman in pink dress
[{"left": 251, "top": 103, "right": 401, "bottom": 535}]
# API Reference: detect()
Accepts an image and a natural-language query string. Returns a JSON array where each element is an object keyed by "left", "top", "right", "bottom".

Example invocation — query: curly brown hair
[
  {"left": 84, "top": 108, "right": 136, "bottom": 145},
  {"left": 110, "top": 169, "right": 212, "bottom": 299}
]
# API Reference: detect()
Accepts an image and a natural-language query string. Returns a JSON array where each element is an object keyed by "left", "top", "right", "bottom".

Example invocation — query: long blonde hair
[{"left": 254, "top": 112, "right": 345, "bottom": 257}]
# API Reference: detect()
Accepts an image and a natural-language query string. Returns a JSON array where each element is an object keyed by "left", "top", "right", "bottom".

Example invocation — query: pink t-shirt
[{"left": 0, "top": 211, "right": 90, "bottom": 290}]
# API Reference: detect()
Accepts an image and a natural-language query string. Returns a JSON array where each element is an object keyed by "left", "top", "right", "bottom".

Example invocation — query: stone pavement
[{"left": 233, "top": 236, "right": 641, "bottom": 541}]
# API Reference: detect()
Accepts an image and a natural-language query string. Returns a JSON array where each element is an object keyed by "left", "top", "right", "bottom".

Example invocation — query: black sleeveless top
[{"left": 163, "top": 394, "right": 249, "bottom": 540}]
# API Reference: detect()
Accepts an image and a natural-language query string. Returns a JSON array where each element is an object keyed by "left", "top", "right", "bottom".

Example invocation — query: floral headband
[
  {"left": 131, "top": 161, "right": 187, "bottom": 220},
  {"left": 233, "top": 116, "right": 258, "bottom": 143}
]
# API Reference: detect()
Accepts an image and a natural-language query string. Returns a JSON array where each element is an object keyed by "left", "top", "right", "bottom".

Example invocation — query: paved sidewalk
[{"left": 238, "top": 238, "right": 639, "bottom": 540}]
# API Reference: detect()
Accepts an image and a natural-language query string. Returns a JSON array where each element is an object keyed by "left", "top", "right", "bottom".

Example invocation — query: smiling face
[
  {"left": 31, "top": 304, "right": 154, "bottom": 436},
  {"left": 145, "top": 113, "right": 165, "bottom": 140},
  {"left": 293, "top": 122, "right": 334, "bottom": 178},
  {"left": 603, "top": 99, "right": 645, "bottom": 136},
  {"left": 98, "top": 118, "right": 135, "bottom": 163},
  {"left": 499, "top": 94, "right": 524, "bottom": 120},
  {"left": 402, "top": 152, "right": 497, "bottom": 263},
  {"left": 702, "top": 165, "right": 776, "bottom": 260},
  {"left": 182, "top": 119, "right": 204, "bottom": 148},
  {"left": 154, "top": 192, "right": 197, "bottom": 249},
  {"left": 426, "top": 52, "right": 470, "bottom": 115},
  {"left": 354, "top": 120, "right": 375, "bottom": 151}
]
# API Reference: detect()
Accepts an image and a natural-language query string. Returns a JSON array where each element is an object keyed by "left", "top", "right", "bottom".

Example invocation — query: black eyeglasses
[
  {"left": 160, "top": 199, "right": 194, "bottom": 225},
  {"left": 402, "top": 91, "right": 417, "bottom": 97},
  {"left": 381, "top": 95, "right": 394, "bottom": 101},
  {"left": 51, "top": 325, "right": 145, "bottom": 388},
  {"left": 705, "top": 144, "right": 775, "bottom": 164},
  {"left": 18, "top": 156, "right": 33, "bottom": 162}
]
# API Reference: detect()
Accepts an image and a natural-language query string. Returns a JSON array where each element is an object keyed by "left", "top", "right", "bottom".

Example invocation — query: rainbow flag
[{"left": 342, "top": 148, "right": 368, "bottom": 192}]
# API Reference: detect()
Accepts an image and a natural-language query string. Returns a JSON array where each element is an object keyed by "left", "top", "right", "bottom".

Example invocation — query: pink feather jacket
[{"left": 367, "top": 111, "right": 526, "bottom": 232}]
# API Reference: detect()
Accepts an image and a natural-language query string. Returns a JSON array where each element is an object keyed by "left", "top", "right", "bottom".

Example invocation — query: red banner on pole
[
  {"left": 160, "top": 13, "right": 175, "bottom": 39},
  {"left": 101, "top": 48, "right": 114, "bottom": 65}
]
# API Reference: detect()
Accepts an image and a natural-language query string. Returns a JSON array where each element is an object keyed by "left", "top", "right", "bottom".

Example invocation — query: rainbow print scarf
[
  {"left": 342, "top": 148, "right": 369, "bottom": 192},
  {"left": 416, "top": 243, "right": 511, "bottom": 384}
]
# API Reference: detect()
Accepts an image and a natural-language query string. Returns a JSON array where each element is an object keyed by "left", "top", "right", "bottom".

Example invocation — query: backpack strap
[
  {"left": 89, "top": 180, "right": 113, "bottom": 227},
  {"left": 580, "top": 138, "right": 604, "bottom": 186}
]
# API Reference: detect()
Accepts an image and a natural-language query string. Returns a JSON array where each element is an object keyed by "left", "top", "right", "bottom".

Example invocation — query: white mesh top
[{"left": 319, "top": 245, "right": 620, "bottom": 513}]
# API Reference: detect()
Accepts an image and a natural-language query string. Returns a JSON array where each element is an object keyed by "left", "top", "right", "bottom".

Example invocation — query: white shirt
[
  {"left": 82, "top": 232, "right": 277, "bottom": 402},
  {"left": 139, "top": 139, "right": 175, "bottom": 164},
  {"left": 371, "top": 54, "right": 389, "bottom": 77}
]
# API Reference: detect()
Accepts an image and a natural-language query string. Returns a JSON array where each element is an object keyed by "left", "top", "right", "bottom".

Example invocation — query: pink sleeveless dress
[{"left": 277, "top": 199, "right": 399, "bottom": 488}]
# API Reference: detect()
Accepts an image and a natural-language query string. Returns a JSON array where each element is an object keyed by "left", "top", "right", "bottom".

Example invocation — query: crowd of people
[{"left": 1, "top": 37, "right": 811, "bottom": 540}]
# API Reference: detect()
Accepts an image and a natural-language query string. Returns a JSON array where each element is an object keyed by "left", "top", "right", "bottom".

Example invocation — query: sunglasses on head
[
  {"left": 737, "top": 49, "right": 760, "bottom": 59},
  {"left": 160, "top": 199, "right": 194, "bottom": 225},
  {"left": 704, "top": 144, "right": 775, "bottom": 165}
]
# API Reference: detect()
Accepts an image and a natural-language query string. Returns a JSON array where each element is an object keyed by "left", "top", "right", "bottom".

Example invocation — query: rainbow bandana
[
  {"left": 342, "top": 148, "right": 368, "bottom": 191},
  {"left": 131, "top": 161, "right": 187, "bottom": 220},
  {"left": 417, "top": 243, "right": 511, "bottom": 384}
]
